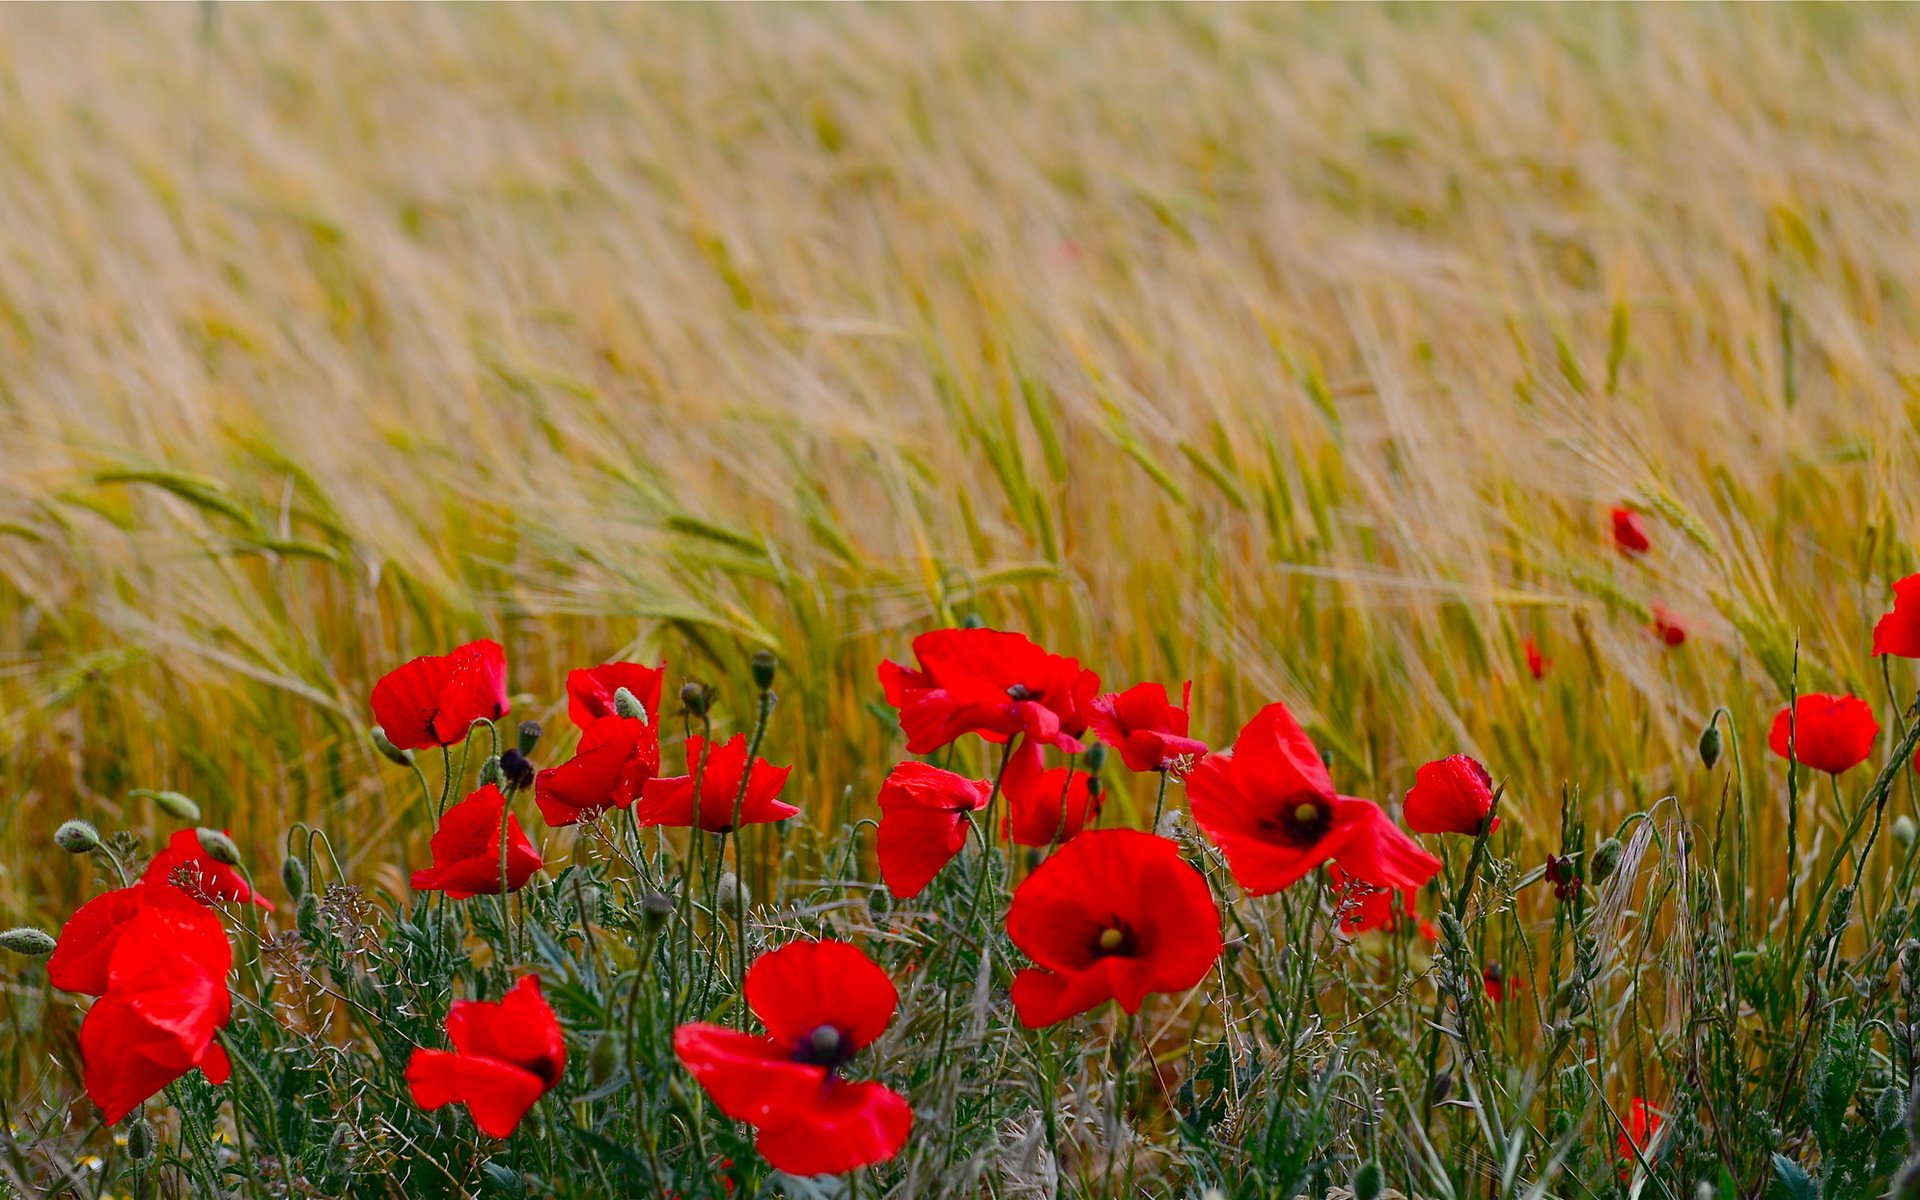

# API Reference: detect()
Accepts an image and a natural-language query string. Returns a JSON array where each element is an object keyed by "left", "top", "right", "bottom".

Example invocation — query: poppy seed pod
[
  {"left": 678, "top": 682, "right": 709, "bottom": 718},
  {"left": 1698, "top": 722, "right": 1722, "bottom": 769},
  {"left": 517, "top": 721, "right": 543, "bottom": 756},
  {"left": 612, "top": 687, "right": 647, "bottom": 721},
  {"left": 195, "top": 828, "right": 242, "bottom": 867},
  {"left": 641, "top": 891, "right": 675, "bottom": 929},
  {"left": 369, "top": 726, "right": 414, "bottom": 767},
  {"left": 54, "top": 820, "right": 101, "bottom": 854},
  {"left": 0, "top": 927, "right": 56, "bottom": 956},
  {"left": 134, "top": 789, "right": 202, "bottom": 823},
  {"left": 281, "top": 855, "right": 309, "bottom": 902},
  {"left": 125, "top": 1116, "right": 155, "bottom": 1161},
  {"left": 751, "top": 650, "right": 778, "bottom": 691}
]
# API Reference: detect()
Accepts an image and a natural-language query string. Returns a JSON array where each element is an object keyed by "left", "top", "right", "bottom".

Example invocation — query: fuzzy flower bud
[
  {"left": 613, "top": 687, "right": 647, "bottom": 721},
  {"left": 1698, "top": 721, "right": 1722, "bottom": 769},
  {"left": 641, "top": 892, "right": 674, "bottom": 929},
  {"left": 125, "top": 1116, "right": 155, "bottom": 1161},
  {"left": 281, "top": 855, "right": 309, "bottom": 902},
  {"left": 678, "top": 682, "right": 709, "bottom": 718},
  {"left": 0, "top": 927, "right": 56, "bottom": 956},
  {"left": 370, "top": 726, "right": 414, "bottom": 767},
  {"left": 751, "top": 650, "right": 778, "bottom": 691},
  {"left": 54, "top": 820, "right": 101, "bottom": 854},
  {"left": 1351, "top": 1162, "right": 1383, "bottom": 1200},
  {"left": 1897, "top": 816, "right": 1917, "bottom": 850},
  {"left": 133, "top": 789, "right": 202, "bottom": 823},
  {"left": 716, "top": 872, "right": 748, "bottom": 914},
  {"left": 477, "top": 755, "right": 506, "bottom": 789},
  {"left": 1084, "top": 742, "right": 1108, "bottom": 773},
  {"left": 1590, "top": 837, "right": 1624, "bottom": 883},
  {"left": 588, "top": 1032, "right": 623, "bottom": 1087},
  {"left": 195, "top": 828, "right": 241, "bottom": 867}
]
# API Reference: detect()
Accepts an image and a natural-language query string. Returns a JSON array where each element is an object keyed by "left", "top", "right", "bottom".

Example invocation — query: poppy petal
[{"left": 753, "top": 1081, "right": 913, "bottom": 1176}]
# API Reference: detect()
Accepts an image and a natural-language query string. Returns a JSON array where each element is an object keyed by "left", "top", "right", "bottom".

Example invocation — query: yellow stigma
[
  {"left": 1097, "top": 927, "right": 1125, "bottom": 952},
  {"left": 1293, "top": 802, "right": 1320, "bottom": 825}
]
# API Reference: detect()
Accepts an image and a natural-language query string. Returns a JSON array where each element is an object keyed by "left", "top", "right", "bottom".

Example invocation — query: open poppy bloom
[
  {"left": 408, "top": 975, "right": 565, "bottom": 1138},
  {"left": 1482, "top": 962, "right": 1521, "bottom": 1004},
  {"left": 49, "top": 883, "right": 233, "bottom": 1123},
  {"left": 1088, "top": 681, "right": 1207, "bottom": 773},
  {"left": 1649, "top": 604, "right": 1686, "bottom": 647},
  {"left": 411, "top": 785, "right": 544, "bottom": 898},
  {"left": 1186, "top": 702, "right": 1441, "bottom": 897},
  {"left": 566, "top": 661, "right": 666, "bottom": 727},
  {"left": 1403, "top": 755, "right": 1498, "bottom": 837},
  {"left": 143, "top": 828, "right": 276, "bottom": 910},
  {"left": 674, "top": 939, "right": 912, "bottom": 1176},
  {"left": 534, "top": 714, "right": 661, "bottom": 826},
  {"left": 1001, "top": 739, "right": 1101, "bottom": 848},
  {"left": 371, "top": 640, "right": 510, "bottom": 751},
  {"left": 878, "top": 627, "right": 1099, "bottom": 755},
  {"left": 1006, "top": 828, "right": 1221, "bottom": 1027},
  {"left": 1873, "top": 574, "right": 1920, "bottom": 658},
  {"left": 1523, "top": 636, "right": 1549, "bottom": 680},
  {"left": 1327, "top": 865, "right": 1417, "bottom": 937},
  {"left": 1611, "top": 506, "right": 1650, "bottom": 555},
  {"left": 1616, "top": 1096, "right": 1663, "bottom": 1179},
  {"left": 636, "top": 735, "right": 798, "bottom": 832},
  {"left": 1767, "top": 693, "right": 1879, "bottom": 776},
  {"left": 874, "top": 761, "right": 991, "bottom": 898}
]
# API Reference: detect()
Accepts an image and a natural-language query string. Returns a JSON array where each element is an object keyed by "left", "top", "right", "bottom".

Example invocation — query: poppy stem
[
  {"left": 1150, "top": 769, "right": 1170, "bottom": 832},
  {"left": 674, "top": 709, "right": 711, "bottom": 1021},
  {"left": 726, "top": 684, "right": 778, "bottom": 1030}
]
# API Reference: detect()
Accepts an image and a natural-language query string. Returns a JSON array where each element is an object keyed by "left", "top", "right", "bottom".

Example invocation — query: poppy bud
[
  {"left": 1085, "top": 775, "right": 1104, "bottom": 799},
  {"left": 1590, "top": 837, "right": 1624, "bottom": 883},
  {"left": 477, "top": 755, "right": 506, "bottom": 788},
  {"left": 1430, "top": 1071, "right": 1453, "bottom": 1104},
  {"left": 613, "top": 687, "right": 647, "bottom": 721},
  {"left": 751, "top": 651, "right": 778, "bottom": 691},
  {"left": 868, "top": 886, "right": 892, "bottom": 919},
  {"left": 297, "top": 892, "right": 323, "bottom": 941},
  {"left": 1897, "top": 816, "right": 1917, "bottom": 850},
  {"left": 588, "top": 1032, "right": 623, "bottom": 1087},
  {"left": 133, "top": 789, "right": 202, "bottom": 823},
  {"left": 195, "top": 828, "right": 242, "bottom": 867},
  {"left": 1084, "top": 743, "right": 1108, "bottom": 773},
  {"left": 716, "top": 872, "right": 748, "bottom": 914},
  {"left": 1694, "top": 1185, "right": 1717, "bottom": 1200},
  {"left": 961, "top": 613, "right": 986, "bottom": 629},
  {"left": 282, "top": 855, "right": 308, "bottom": 902},
  {"left": 1698, "top": 722, "right": 1722, "bottom": 769},
  {"left": 641, "top": 892, "right": 674, "bottom": 929},
  {"left": 499, "top": 749, "right": 535, "bottom": 791},
  {"left": 0, "top": 927, "right": 55, "bottom": 956},
  {"left": 574, "top": 882, "right": 604, "bottom": 923},
  {"left": 1352, "top": 1161, "right": 1383, "bottom": 1200},
  {"left": 679, "top": 682, "right": 709, "bottom": 718},
  {"left": 517, "top": 721, "right": 543, "bottom": 756},
  {"left": 370, "top": 726, "right": 414, "bottom": 767},
  {"left": 1876, "top": 1083, "right": 1905, "bottom": 1133},
  {"left": 54, "top": 820, "right": 101, "bottom": 854},
  {"left": 125, "top": 1116, "right": 155, "bottom": 1162}
]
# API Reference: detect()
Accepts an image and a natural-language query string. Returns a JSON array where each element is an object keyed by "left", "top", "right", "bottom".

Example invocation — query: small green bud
[
  {"left": 54, "top": 820, "right": 101, "bottom": 854},
  {"left": 1590, "top": 837, "right": 1624, "bottom": 884},
  {"left": 1351, "top": 1161, "right": 1383, "bottom": 1200},
  {"left": 1698, "top": 721, "right": 1722, "bottom": 769},
  {"left": 296, "top": 892, "right": 323, "bottom": 941},
  {"left": 716, "top": 872, "right": 748, "bottom": 914},
  {"left": 678, "top": 682, "right": 709, "bottom": 718},
  {"left": 477, "top": 755, "right": 506, "bottom": 788},
  {"left": 1897, "top": 816, "right": 1917, "bottom": 850},
  {"left": 517, "top": 721, "right": 543, "bottom": 756},
  {"left": 867, "top": 886, "right": 892, "bottom": 920},
  {"left": 370, "top": 726, "right": 414, "bottom": 767},
  {"left": 125, "top": 1116, "right": 155, "bottom": 1161},
  {"left": 195, "top": 828, "right": 241, "bottom": 866},
  {"left": 281, "top": 855, "right": 309, "bottom": 902},
  {"left": 133, "top": 789, "right": 202, "bottom": 823},
  {"left": 641, "top": 892, "right": 674, "bottom": 929},
  {"left": 588, "top": 1032, "right": 623, "bottom": 1087},
  {"left": 612, "top": 687, "right": 647, "bottom": 721},
  {"left": 1086, "top": 774, "right": 1104, "bottom": 799},
  {"left": 751, "top": 651, "right": 778, "bottom": 691},
  {"left": 0, "top": 927, "right": 56, "bottom": 956},
  {"left": 1084, "top": 743, "right": 1108, "bottom": 772}
]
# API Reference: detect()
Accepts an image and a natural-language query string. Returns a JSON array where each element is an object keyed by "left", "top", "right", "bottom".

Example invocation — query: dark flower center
[
  {"left": 791, "top": 1024, "right": 856, "bottom": 1069},
  {"left": 1006, "top": 684, "right": 1036, "bottom": 701},
  {"left": 1258, "top": 793, "right": 1333, "bottom": 846},
  {"left": 1092, "top": 921, "right": 1134, "bottom": 958}
]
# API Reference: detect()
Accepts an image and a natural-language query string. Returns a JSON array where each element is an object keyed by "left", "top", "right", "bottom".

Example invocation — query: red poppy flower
[
  {"left": 1611, "top": 506, "right": 1650, "bottom": 555},
  {"left": 1088, "top": 681, "right": 1208, "bottom": 773},
  {"left": 1616, "top": 1096, "right": 1663, "bottom": 1178},
  {"left": 1768, "top": 693, "right": 1879, "bottom": 776},
  {"left": 874, "top": 761, "right": 991, "bottom": 899},
  {"left": 142, "top": 828, "right": 276, "bottom": 910},
  {"left": 1873, "top": 574, "right": 1920, "bottom": 658},
  {"left": 674, "top": 940, "right": 912, "bottom": 1176},
  {"left": 1650, "top": 604, "right": 1687, "bottom": 647},
  {"left": 1523, "top": 636, "right": 1549, "bottom": 680},
  {"left": 1005, "top": 829, "right": 1221, "bottom": 1027},
  {"left": 50, "top": 883, "right": 233, "bottom": 1123},
  {"left": 636, "top": 735, "right": 798, "bottom": 832},
  {"left": 878, "top": 628, "right": 1099, "bottom": 755},
  {"left": 408, "top": 975, "right": 565, "bottom": 1138},
  {"left": 411, "top": 785, "right": 544, "bottom": 898},
  {"left": 1544, "top": 853, "right": 1581, "bottom": 902},
  {"left": 1403, "top": 755, "right": 1498, "bottom": 837},
  {"left": 1327, "top": 865, "right": 1416, "bottom": 937},
  {"left": 371, "top": 640, "right": 510, "bottom": 751},
  {"left": 534, "top": 715, "right": 661, "bottom": 827},
  {"left": 1000, "top": 739, "right": 1100, "bottom": 848},
  {"left": 1482, "top": 963, "right": 1521, "bottom": 1004},
  {"left": 1185, "top": 703, "right": 1441, "bottom": 897},
  {"left": 566, "top": 661, "right": 667, "bottom": 727}
]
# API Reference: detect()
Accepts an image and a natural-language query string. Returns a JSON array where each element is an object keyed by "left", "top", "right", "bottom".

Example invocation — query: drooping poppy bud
[
  {"left": 1698, "top": 721, "right": 1722, "bottom": 769},
  {"left": 125, "top": 1116, "right": 155, "bottom": 1161},
  {"left": 133, "top": 790, "right": 202, "bottom": 823},
  {"left": 1591, "top": 837, "right": 1624, "bottom": 883},
  {"left": 55, "top": 821, "right": 102, "bottom": 854},
  {"left": 281, "top": 855, "right": 308, "bottom": 902},
  {"left": 194, "top": 829, "right": 241, "bottom": 867},
  {"left": 370, "top": 726, "right": 413, "bottom": 767},
  {"left": 0, "top": 927, "right": 56, "bottom": 956}
]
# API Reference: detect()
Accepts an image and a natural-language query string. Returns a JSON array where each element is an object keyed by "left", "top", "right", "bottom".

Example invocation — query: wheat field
[{"left": 1, "top": 0, "right": 1916, "bottom": 932}]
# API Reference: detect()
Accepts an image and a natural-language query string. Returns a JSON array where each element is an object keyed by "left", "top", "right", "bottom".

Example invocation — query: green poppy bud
[
  {"left": 1084, "top": 743, "right": 1108, "bottom": 772},
  {"left": 369, "top": 726, "right": 413, "bottom": 767},
  {"left": 751, "top": 651, "right": 778, "bottom": 691},
  {"left": 1897, "top": 816, "right": 1917, "bottom": 850},
  {"left": 1590, "top": 837, "right": 1624, "bottom": 884},
  {"left": 867, "top": 886, "right": 892, "bottom": 920},
  {"left": 613, "top": 687, "right": 647, "bottom": 721},
  {"left": 1352, "top": 1162, "right": 1383, "bottom": 1200},
  {"left": 132, "top": 789, "right": 202, "bottom": 823},
  {"left": 296, "top": 892, "right": 323, "bottom": 941},
  {"left": 0, "top": 927, "right": 56, "bottom": 956},
  {"left": 1698, "top": 721, "right": 1722, "bottom": 769},
  {"left": 641, "top": 892, "right": 674, "bottom": 929},
  {"left": 125, "top": 1116, "right": 155, "bottom": 1161},
  {"left": 54, "top": 820, "right": 101, "bottom": 854},
  {"left": 588, "top": 1032, "right": 623, "bottom": 1087},
  {"left": 477, "top": 755, "right": 506, "bottom": 788},
  {"left": 281, "top": 855, "right": 309, "bottom": 902},
  {"left": 716, "top": 872, "right": 748, "bottom": 914},
  {"left": 195, "top": 828, "right": 242, "bottom": 866},
  {"left": 678, "top": 682, "right": 709, "bottom": 718}
]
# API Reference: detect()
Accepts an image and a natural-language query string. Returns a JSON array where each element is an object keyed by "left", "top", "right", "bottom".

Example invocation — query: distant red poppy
[
  {"left": 143, "top": 828, "right": 276, "bottom": 910},
  {"left": 1482, "top": 962, "right": 1521, "bottom": 1004},
  {"left": 1768, "top": 693, "right": 1879, "bottom": 776},
  {"left": 566, "top": 661, "right": 667, "bottom": 727},
  {"left": 49, "top": 883, "right": 233, "bottom": 1123},
  {"left": 874, "top": 761, "right": 991, "bottom": 899},
  {"left": 636, "top": 735, "right": 798, "bottom": 832},
  {"left": 1611, "top": 506, "right": 1650, "bottom": 556},
  {"left": 1523, "top": 636, "right": 1549, "bottom": 680},
  {"left": 1088, "top": 681, "right": 1208, "bottom": 773},
  {"left": 1403, "top": 755, "right": 1498, "bottom": 837},
  {"left": 1650, "top": 604, "right": 1687, "bottom": 647},
  {"left": 1616, "top": 1096, "right": 1663, "bottom": 1178},
  {"left": 1000, "top": 739, "right": 1100, "bottom": 848},
  {"left": 675, "top": 940, "right": 912, "bottom": 1175},
  {"left": 1872, "top": 575, "right": 1920, "bottom": 658},
  {"left": 534, "top": 715, "right": 661, "bottom": 827},
  {"left": 1006, "top": 829, "right": 1221, "bottom": 1027},
  {"left": 411, "top": 785, "right": 544, "bottom": 898},
  {"left": 371, "top": 640, "right": 510, "bottom": 751},
  {"left": 408, "top": 975, "right": 565, "bottom": 1138},
  {"left": 1327, "top": 865, "right": 1416, "bottom": 938},
  {"left": 1544, "top": 853, "right": 1581, "bottom": 902},
  {"left": 1185, "top": 703, "right": 1441, "bottom": 897},
  {"left": 878, "top": 628, "right": 1099, "bottom": 754}
]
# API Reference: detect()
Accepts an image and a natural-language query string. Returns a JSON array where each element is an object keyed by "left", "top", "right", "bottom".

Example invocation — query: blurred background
[{"left": 1, "top": 3, "right": 1915, "bottom": 924}]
